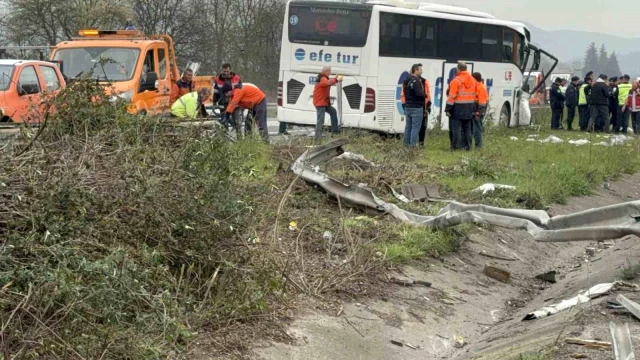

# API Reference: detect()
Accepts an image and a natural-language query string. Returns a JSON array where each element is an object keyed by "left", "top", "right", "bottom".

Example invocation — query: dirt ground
[{"left": 247, "top": 174, "right": 640, "bottom": 360}]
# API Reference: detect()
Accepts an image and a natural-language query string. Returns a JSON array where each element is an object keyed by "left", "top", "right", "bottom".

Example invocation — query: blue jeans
[
  {"left": 315, "top": 105, "right": 339, "bottom": 141},
  {"left": 404, "top": 107, "right": 423, "bottom": 147}
]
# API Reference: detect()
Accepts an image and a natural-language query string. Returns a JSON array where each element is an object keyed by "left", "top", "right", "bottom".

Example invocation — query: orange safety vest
[{"left": 446, "top": 71, "right": 478, "bottom": 120}]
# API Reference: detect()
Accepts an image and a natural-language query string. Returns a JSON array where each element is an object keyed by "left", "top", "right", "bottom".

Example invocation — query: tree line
[
  {"left": 583, "top": 42, "right": 622, "bottom": 78},
  {"left": 0, "top": 0, "right": 287, "bottom": 99}
]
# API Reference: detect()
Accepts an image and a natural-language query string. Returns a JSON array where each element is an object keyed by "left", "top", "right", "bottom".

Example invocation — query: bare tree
[{"left": 0, "top": 0, "right": 287, "bottom": 95}]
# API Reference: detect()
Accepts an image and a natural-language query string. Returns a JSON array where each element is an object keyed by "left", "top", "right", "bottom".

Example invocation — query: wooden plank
[{"left": 483, "top": 264, "right": 511, "bottom": 283}]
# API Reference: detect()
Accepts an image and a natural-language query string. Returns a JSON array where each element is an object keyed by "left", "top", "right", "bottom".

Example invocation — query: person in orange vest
[
  {"left": 472, "top": 72, "right": 488, "bottom": 149},
  {"left": 445, "top": 62, "right": 478, "bottom": 151},
  {"left": 313, "top": 66, "right": 343, "bottom": 142},
  {"left": 170, "top": 68, "right": 194, "bottom": 106},
  {"left": 223, "top": 83, "right": 269, "bottom": 142}
]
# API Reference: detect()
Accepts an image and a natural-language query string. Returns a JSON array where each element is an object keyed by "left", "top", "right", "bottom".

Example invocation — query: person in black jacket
[
  {"left": 608, "top": 76, "right": 619, "bottom": 132},
  {"left": 565, "top": 76, "right": 580, "bottom": 130},
  {"left": 403, "top": 64, "right": 425, "bottom": 147},
  {"left": 549, "top": 77, "right": 565, "bottom": 129},
  {"left": 588, "top": 74, "right": 612, "bottom": 132}
]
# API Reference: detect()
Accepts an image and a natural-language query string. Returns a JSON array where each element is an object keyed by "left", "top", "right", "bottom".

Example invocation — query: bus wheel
[
  {"left": 138, "top": 110, "right": 147, "bottom": 116},
  {"left": 499, "top": 102, "right": 511, "bottom": 127}
]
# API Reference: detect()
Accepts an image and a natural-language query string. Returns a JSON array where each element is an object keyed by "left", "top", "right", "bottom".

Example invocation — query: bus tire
[
  {"left": 1, "top": 116, "right": 12, "bottom": 123},
  {"left": 499, "top": 102, "right": 511, "bottom": 127},
  {"left": 138, "top": 110, "right": 148, "bottom": 116}
]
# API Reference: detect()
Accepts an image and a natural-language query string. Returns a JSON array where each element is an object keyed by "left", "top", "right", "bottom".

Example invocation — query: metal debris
[
  {"left": 617, "top": 295, "right": 640, "bottom": 321},
  {"left": 609, "top": 321, "right": 635, "bottom": 360},
  {"left": 290, "top": 139, "right": 640, "bottom": 243}
]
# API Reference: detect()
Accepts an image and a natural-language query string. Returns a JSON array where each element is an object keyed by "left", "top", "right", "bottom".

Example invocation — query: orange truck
[
  {"left": 49, "top": 29, "right": 214, "bottom": 115},
  {"left": 0, "top": 59, "right": 66, "bottom": 123},
  {"left": 523, "top": 71, "right": 547, "bottom": 106}
]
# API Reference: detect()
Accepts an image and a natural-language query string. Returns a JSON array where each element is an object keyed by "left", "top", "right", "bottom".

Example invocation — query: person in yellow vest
[
  {"left": 617, "top": 75, "right": 632, "bottom": 133},
  {"left": 170, "top": 88, "right": 211, "bottom": 119},
  {"left": 578, "top": 77, "right": 592, "bottom": 131}
]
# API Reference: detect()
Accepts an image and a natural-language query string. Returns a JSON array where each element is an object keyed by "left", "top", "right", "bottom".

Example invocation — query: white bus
[{"left": 277, "top": 0, "right": 558, "bottom": 133}]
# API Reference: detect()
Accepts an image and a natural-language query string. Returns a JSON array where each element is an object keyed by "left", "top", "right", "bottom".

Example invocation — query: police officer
[
  {"left": 617, "top": 75, "right": 632, "bottom": 133},
  {"left": 578, "top": 77, "right": 592, "bottom": 131}
]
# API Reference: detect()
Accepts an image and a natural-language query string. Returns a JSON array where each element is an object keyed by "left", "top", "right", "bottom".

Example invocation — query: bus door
[{"left": 439, "top": 62, "right": 474, "bottom": 131}]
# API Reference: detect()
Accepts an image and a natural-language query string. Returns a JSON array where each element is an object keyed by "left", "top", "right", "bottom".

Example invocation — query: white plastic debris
[
  {"left": 527, "top": 134, "right": 539, "bottom": 138},
  {"left": 526, "top": 138, "right": 536, "bottom": 142},
  {"left": 540, "top": 135, "right": 564, "bottom": 144},
  {"left": 523, "top": 283, "right": 614, "bottom": 320},
  {"left": 568, "top": 139, "right": 590, "bottom": 146},
  {"left": 510, "top": 136, "right": 519, "bottom": 141},
  {"left": 323, "top": 231, "right": 333, "bottom": 241},
  {"left": 473, "top": 183, "right": 516, "bottom": 195}
]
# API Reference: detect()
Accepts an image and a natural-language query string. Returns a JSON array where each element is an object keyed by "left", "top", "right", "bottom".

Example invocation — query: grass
[
  {"left": 277, "top": 110, "right": 640, "bottom": 266},
  {"left": 620, "top": 259, "right": 640, "bottom": 280}
]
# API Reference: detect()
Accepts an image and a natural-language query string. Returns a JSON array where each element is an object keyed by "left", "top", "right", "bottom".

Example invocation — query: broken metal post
[
  {"left": 617, "top": 295, "right": 640, "bottom": 321},
  {"left": 609, "top": 322, "right": 635, "bottom": 360}
]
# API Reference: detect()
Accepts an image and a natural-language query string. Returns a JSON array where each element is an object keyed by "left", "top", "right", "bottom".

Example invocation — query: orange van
[
  {"left": 50, "top": 30, "right": 214, "bottom": 115},
  {"left": 0, "top": 59, "right": 65, "bottom": 123}
]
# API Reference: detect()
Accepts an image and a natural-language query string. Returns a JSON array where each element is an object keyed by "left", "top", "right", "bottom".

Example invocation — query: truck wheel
[{"left": 499, "top": 102, "right": 511, "bottom": 127}]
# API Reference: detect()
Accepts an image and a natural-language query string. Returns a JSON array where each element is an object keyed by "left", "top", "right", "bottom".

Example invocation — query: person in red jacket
[
  {"left": 622, "top": 81, "right": 640, "bottom": 136},
  {"left": 223, "top": 83, "right": 268, "bottom": 142},
  {"left": 313, "top": 66, "right": 342, "bottom": 142},
  {"left": 170, "top": 68, "right": 193, "bottom": 105},
  {"left": 214, "top": 63, "right": 243, "bottom": 127}
]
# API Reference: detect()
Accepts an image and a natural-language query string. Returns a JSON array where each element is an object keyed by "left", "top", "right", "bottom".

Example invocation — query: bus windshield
[
  {"left": 288, "top": 4, "right": 372, "bottom": 47},
  {"left": 53, "top": 47, "right": 140, "bottom": 81}
]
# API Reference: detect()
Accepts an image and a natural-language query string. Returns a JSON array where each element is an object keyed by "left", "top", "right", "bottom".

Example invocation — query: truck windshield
[
  {"left": 0, "top": 65, "right": 14, "bottom": 91},
  {"left": 288, "top": 4, "right": 372, "bottom": 47},
  {"left": 52, "top": 47, "right": 140, "bottom": 81}
]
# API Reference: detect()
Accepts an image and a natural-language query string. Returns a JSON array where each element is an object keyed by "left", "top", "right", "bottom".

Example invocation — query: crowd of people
[
  {"left": 168, "top": 63, "right": 272, "bottom": 142},
  {"left": 403, "top": 61, "right": 488, "bottom": 151},
  {"left": 312, "top": 61, "right": 488, "bottom": 150},
  {"left": 549, "top": 72, "right": 640, "bottom": 134}
]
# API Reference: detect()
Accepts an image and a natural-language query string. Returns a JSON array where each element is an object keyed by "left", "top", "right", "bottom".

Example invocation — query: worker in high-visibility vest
[
  {"left": 472, "top": 72, "right": 488, "bottom": 149},
  {"left": 578, "top": 77, "right": 592, "bottom": 131},
  {"left": 170, "top": 88, "right": 210, "bottom": 119},
  {"left": 445, "top": 61, "right": 478, "bottom": 151},
  {"left": 223, "top": 83, "right": 269, "bottom": 141},
  {"left": 617, "top": 74, "right": 632, "bottom": 133}
]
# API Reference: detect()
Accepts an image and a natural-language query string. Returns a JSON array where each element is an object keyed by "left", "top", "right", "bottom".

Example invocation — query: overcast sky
[{"left": 423, "top": 0, "right": 639, "bottom": 38}]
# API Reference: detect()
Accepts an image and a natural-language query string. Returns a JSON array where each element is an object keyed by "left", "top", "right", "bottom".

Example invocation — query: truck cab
[
  {"left": 523, "top": 71, "right": 547, "bottom": 106},
  {"left": 0, "top": 59, "right": 65, "bottom": 123},
  {"left": 50, "top": 29, "right": 213, "bottom": 115}
]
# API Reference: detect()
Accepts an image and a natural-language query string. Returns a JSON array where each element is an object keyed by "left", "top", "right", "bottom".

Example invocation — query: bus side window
[{"left": 503, "top": 29, "right": 515, "bottom": 62}]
